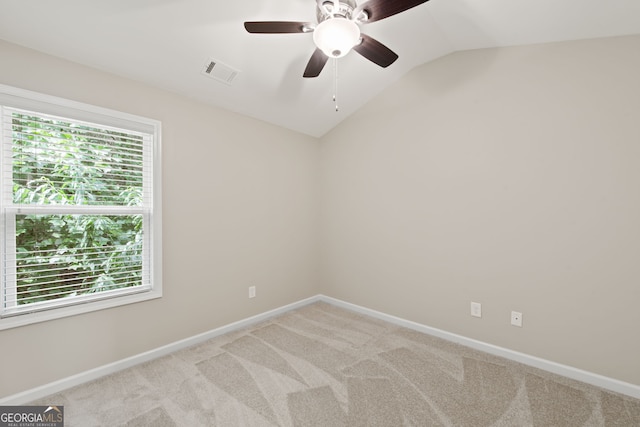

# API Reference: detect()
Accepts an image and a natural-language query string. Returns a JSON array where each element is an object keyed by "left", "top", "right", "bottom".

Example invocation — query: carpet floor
[{"left": 31, "top": 301, "right": 640, "bottom": 426}]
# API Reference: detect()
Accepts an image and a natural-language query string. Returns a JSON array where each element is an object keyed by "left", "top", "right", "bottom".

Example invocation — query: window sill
[{"left": 0, "top": 287, "right": 162, "bottom": 331}]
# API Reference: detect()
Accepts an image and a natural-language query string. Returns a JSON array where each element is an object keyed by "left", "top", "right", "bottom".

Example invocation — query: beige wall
[
  {"left": 320, "top": 35, "right": 640, "bottom": 386},
  {"left": 0, "top": 40, "right": 320, "bottom": 398},
  {"left": 2, "top": 33, "right": 639, "bottom": 398}
]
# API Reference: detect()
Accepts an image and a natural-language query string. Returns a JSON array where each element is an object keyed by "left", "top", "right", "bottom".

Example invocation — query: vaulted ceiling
[{"left": 1, "top": 0, "right": 639, "bottom": 137}]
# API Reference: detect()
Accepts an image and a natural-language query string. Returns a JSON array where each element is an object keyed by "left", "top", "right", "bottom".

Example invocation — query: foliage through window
[{"left": 1, "top": 86, "right": 161, "bottom": 327}]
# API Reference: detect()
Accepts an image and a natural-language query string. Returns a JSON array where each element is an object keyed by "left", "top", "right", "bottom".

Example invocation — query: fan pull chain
[{"left": 333, "top": 58, "right": 339, "bottom": 112}]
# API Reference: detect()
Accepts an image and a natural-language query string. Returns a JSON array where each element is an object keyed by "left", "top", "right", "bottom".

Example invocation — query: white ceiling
[{"left": 1, "top": 0, "right": 639, "bottom": 137}]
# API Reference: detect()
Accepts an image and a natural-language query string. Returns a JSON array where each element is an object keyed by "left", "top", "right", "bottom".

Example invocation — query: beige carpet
[{"left": 31, "top": 302, "right": 640, "bottom": 426}]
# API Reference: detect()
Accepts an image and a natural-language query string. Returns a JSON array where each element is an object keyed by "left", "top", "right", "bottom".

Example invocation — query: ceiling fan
[{"left": 244, "top": 0, "right": 430, "bottom": 78}]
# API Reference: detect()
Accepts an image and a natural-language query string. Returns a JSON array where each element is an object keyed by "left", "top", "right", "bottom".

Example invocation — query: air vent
[{"left": 201, "top": 58, "right": 240, "bottom": 85}]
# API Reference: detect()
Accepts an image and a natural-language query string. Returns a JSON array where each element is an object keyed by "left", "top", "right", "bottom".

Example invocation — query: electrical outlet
[
  {"left": 470, "top": 302, "right": 482, "bottom": 318},
  {"left": 511, "top": 311, "right": 522, "bottom": 327},
  {"left": 248, "top": 286, "right": 256, "bottom": 299}
]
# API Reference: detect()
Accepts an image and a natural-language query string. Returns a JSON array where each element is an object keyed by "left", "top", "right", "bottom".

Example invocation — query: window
[{"left": 0, "top": 85, "right": 162, "bottom": 330}]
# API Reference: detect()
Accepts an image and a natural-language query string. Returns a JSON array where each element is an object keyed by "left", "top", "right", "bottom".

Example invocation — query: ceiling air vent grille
[{"left": 201, "top": 59, "right": 239, "bottom": 85}]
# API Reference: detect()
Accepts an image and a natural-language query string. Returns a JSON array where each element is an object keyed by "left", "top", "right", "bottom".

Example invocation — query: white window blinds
[{"left": 0, "top": 87, "right": 161, "bottom": 324}]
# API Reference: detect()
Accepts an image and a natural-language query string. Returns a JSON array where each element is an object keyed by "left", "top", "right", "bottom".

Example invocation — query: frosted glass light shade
[{"left": 313, "top": 18, "right": 361, "bottom": 58}]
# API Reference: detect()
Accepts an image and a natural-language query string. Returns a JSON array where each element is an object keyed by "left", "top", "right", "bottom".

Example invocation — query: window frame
[{"left": 0, "top": 84, "right": 162, "bottom": 330}]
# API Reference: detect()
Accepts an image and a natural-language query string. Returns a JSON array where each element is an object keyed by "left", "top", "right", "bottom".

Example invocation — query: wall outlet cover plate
[
  {"left": 471, "top": 302, "right": 482, "bottom": 318},
  {"left": 511, "top": 311, "right": 523, "bottom": 327}
]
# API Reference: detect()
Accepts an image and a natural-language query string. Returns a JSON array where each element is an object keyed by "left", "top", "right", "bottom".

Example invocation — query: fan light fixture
[
  {"left": 313, "top": 18, "right": 361, "bottom": 58},
  {"left": 244, "top": 0, "right": 428, "bottom": 78}
]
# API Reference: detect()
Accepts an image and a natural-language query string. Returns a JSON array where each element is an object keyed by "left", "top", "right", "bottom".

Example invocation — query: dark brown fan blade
[
  {"left": 353, "top": 34, "right": 399, "bottom": 68},
  {"left": 303, "top": 48, "right": 329, "bottom": 78},
  {"left": 244, "top": 21, "right": 312, "bottom": 34},
  {"left": 354, "top": 0, "right": 429, "bottom": 23}
]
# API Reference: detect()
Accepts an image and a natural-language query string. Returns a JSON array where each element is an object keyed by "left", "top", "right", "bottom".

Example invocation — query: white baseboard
[
  {"left": 318, "top": 295, "right": 640, "bottom": 400},
  {"left": 2, "top": 293, "right": 639, "bottom": 404},
  {"left": 0, "top": 295, "right": 322, "bottom": 405}
]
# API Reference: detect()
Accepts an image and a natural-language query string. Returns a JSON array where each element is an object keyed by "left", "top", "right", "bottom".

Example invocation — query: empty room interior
[{"left": 1, "top": 0, "right": 639, "bottom": 425}]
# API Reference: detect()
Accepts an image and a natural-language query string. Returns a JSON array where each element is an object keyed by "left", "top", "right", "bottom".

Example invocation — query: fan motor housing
[{"left": 317, "top": 0, "right": 359, "bottom": 23}]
